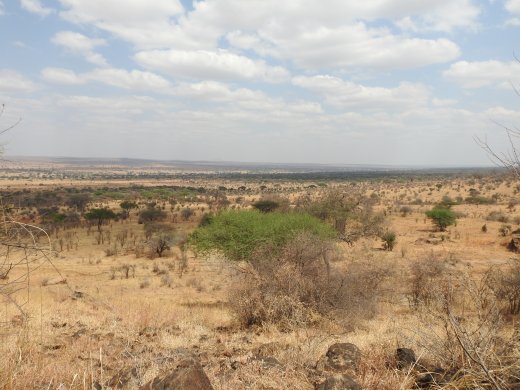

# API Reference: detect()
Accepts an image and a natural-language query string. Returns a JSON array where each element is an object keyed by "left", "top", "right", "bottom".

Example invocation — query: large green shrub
[{"left": 189, "top": 209, "right": 335, "bottom": 261}]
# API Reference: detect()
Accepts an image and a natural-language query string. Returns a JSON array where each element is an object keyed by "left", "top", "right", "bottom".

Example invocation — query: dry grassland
[{"left": 1, "top": 168, "right": 519, "bottom": 389}]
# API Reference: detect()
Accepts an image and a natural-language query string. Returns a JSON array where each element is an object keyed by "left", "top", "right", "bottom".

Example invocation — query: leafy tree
[
  {"left": 190, "top": 209, "right": 335, "bottom": 262},
  {"left": 65, "top": 193, "right": 91, "bottom": 213},
  {"left": 425, "top": 206, "right": 457, "bottom": 231},
  {"left": 85, "top": 208, "right": 117, "bottom": 232},
  {"left": 138, "top": 207, "right": 167, "bottom": 224},
  {"left": 120, "top": 200, "right": 138, "bottom": 218}
]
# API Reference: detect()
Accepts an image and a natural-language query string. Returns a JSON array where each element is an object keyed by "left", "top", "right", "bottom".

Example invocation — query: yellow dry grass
[{"left": 1, "top": 169, "right": 519, "bottom": 389}]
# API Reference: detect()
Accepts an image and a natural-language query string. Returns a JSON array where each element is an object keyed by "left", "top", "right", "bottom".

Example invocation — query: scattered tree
[
  {"left": 425, "top": 206, "right": 457, "bottom": 231},
  {"left": 138, "top": 207, "right": 167, "bottom": 224},
  {"left": 120, "top": 200, "right": 138, "bottom": 218},
  {"left": 145, "top": 223, "right": 178, "bottom": 258},
  {"left": 65, "top": 193, "right": 91, "bottom": 213},
  {"left": 85, "top": 208, "right": 117, "bottom": 232}
]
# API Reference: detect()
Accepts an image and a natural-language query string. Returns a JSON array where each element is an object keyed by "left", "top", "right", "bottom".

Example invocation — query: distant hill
[{"left": 4, "top": 155, "right": 495, "bottom": 174}]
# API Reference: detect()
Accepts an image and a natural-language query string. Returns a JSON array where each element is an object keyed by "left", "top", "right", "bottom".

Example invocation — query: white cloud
[
  {"left": 57, "top": 95, "right": 159, "bottom": 116},
  {"left": 57, "top": 0, "right": 467, "bottom": 73},
  {"left": 59, "top": 0, "right": 183, "bottom": 24},
  {"left": 0, "top": 1, "right": 4, "bottom": 16},
  {"left": 58, "top": 0, "right": 185, "bottom": 49},
  {"left": 505, "top": 17, "right": 520, "bottom": 25},
  {"left": 432, "top": 98, "right": 458, "bottom": 107},
  {"left": 394, "top": 0, "right": 479, "bottom": 32},
  {"left": 293, "top": 75, "right": 430, "bottom": 110},
  {"left": 505, "top": 0, "right": 520, "bottom": 25},
  {"left": 11, "top": 40, "right": 27, "bottom": 48},
  {"left": 41, "top": 67, "right": 84, "bottom": 85},
  {"left": 41, "top": 67, "right": 172, "bottom": 91},
  {"left": 506, "top": 0, "right": 520, "bottom": 14},
  {"left": 164, "top": 81, "right": 323, "bottom": 117},
  {"left": 0, "top": 69, "right": 36, "bottom": 92},
  {"left": 135, "top": 49, "right": 289, "bottom": 82},
  {"left": 443, "top": 60, "right": 520, "bottom": 88},
  {"left": 267, "top": 23, "right": 460, "bottom": 71},
  {"left": 87, "top": 68, "right": 171, "bottom": 90},
  {"left": 20, "top": 0, "right": 53, "bottom": 16},
  {"left": 52, "top": 31, "right": 107, "bottom": 66}
]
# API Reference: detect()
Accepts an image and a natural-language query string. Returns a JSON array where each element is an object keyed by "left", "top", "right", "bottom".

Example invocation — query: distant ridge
[{"left": 4, "top": 155, "right": 495, "bottom": 173}]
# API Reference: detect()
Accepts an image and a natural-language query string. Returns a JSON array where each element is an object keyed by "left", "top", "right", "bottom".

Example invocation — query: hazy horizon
[
  {"left": 1, "top": 1, "right": 519, "bottom": 166},
  {"left": 2, "top": 154, "right": 498, "bottom": 170}
]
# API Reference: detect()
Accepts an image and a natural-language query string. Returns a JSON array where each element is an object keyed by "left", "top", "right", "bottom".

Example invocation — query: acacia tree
[
  {"left": 85, "top": 208, "right": 117, "bottom": 232},
  {"left": 120, "top": 200, "right": 138, "bottom": 218},
  {"left": 65, "top": 193, "right": 91, "bottom": 214},
  {"left": 143, "top": 222, "right": 184, "bottom": 258},
  {"left": 301, "top": 189, "right": 384, "bottom": 243}
]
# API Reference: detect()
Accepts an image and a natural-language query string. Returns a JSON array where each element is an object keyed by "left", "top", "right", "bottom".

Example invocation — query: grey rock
[
  {"left": 316, "top": 343, "right": 361, "bottom": 373},
  {"left": 316, "top": 374, "right": 362, "bottom": 390}
]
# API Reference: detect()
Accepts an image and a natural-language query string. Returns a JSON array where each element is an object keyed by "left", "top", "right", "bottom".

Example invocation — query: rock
[
  {"left": 43, "top": 277, "right": 67, "bottom": 286},
  {"left": 415, "top": 368, "right": 446, "bottom": 388},
  {"left": 71, "top": 291, "right": 84, "bottom": 299},
  {"left": 140, "top": 357, "right": 213, "bottom": 390},
  {"left": 254, "top": 342, "right": 284, "bottom": 356},
  {"left": 396, "top": 348, "right": 416, "bottom": 369},
  {"left": 316, "top": 374, "right": 362, "bottom": 390},
  {"left": 71, "top": 327, "right": 87, "bottom": 339},
  {"left": 252, "top": 355, "right": 282, "bottom": 369},
  {"left": 109, "top": 367, "right": 138, "bottom": 389},
  {"left": 317, "top": 343, "right": 361, "bottom": 373},
  {"left": 508, "top": 237, "right": 520, "bottom": 253}
]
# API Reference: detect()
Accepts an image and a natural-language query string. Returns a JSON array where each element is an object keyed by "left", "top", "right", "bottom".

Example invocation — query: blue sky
[{"left": 1, "top": 0, "right": 520, "bottom": 166}]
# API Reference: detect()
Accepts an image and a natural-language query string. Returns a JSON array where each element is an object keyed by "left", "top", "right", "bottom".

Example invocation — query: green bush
[
  {"left": 380, "top": 230, "right": 397, "bottom": 251},
  {"left": 189, "top": 209, "right": 335, "bottom": 262},
  {"left": 425, "top": 206, "right": 457, "bottom": 231},
  {"left": 252, "top": 199, "right": 280, "bottom": 213}
]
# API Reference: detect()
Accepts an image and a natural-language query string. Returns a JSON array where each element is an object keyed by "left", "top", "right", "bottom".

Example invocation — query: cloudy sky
[{"left": 1, "top": 0, "right": 519, "bottom": 166}]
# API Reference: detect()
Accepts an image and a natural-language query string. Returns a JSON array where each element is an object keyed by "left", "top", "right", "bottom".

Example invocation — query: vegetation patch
[{"left": 189, "top": 209, "right": 335, "bottom": 262}]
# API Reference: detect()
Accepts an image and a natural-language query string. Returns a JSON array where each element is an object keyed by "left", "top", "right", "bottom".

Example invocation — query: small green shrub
[
  {"left": 425, "top": 206, "right": 457, "bottom": 231},
  {"left": 380, "top": 230, "right": 397, "bottom": 251}
]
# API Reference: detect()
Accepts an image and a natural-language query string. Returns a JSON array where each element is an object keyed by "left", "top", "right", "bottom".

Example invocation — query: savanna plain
[{"left": 1, "top": 160, "right": 519, "bottom": 390}]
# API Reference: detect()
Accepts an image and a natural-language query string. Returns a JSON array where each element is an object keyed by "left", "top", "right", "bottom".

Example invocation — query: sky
[{"left": 0, "top": 0, "right": 520, "bottom": 166}]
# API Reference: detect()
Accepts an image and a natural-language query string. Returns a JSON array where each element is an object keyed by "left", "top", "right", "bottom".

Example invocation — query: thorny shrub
[{"left": 229, "top": 232, "right": 392, "bottom": 330}]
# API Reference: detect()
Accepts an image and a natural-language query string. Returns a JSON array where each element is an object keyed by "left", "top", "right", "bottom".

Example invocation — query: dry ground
[{"left": 1, "top": 170, "right": 519, "bottom": 389}]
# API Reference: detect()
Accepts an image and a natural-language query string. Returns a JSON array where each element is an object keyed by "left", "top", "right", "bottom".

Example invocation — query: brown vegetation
[{"left": 1, "top": 166, "right": 520, "bottom": 389}]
